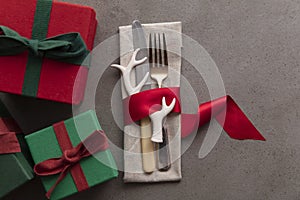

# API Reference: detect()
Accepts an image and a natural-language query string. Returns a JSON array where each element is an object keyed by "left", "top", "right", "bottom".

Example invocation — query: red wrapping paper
[{"left": 0, "top": 0, "right": 97, "bottom": 104}]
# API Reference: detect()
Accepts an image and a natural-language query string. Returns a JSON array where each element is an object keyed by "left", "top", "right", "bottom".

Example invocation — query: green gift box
[
  {"left": 25, "top": 110, "right": 118, "bottom": 200},
  {"left": 0, "top": 101, "right": 34, "bottom": 198}
]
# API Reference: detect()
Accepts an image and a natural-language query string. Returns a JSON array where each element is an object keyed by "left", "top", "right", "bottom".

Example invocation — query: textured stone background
[{"left": 2, "top": 0, "right": 300, "bottom": 199}]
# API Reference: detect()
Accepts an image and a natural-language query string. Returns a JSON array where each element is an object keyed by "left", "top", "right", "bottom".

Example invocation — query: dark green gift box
[
  {"left": 0, "top": 101, "right": 34, "bottom": 198},
  {"left": 25, "top": 110, "right": 118, "bottom": 200}
]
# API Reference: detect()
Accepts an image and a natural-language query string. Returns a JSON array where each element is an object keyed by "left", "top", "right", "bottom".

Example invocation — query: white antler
[
  {"left": 111, "top": 48, "right": 149, "bottom": 95},
  {"left": 149, "top": 97, "right": 176, "bottom": 143}
]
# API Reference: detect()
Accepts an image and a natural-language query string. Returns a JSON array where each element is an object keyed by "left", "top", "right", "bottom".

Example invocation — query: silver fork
[
  {"left": 149, "top": 33, "right": 171, "bottom": 171},
  {"left": 149, "top": 33, "right": 168, "bottom": 88}
]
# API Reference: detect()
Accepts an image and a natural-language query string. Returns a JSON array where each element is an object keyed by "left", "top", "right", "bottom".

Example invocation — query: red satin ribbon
[
  {"left": 123, "top": 87, "right": 181, "bottom": 125},
  {"left": 34, "top": 124, "right": 109, "bottom": 199},
  {"left": 0, "top": 117, "right": 22, "bottom": 154},
  {"left": 123, "top": 87, "right": 265, "bottom": 141},
  {"left": 52, "top": 121, "right": 90, "bottom": 197},
  {"left": 0, "top": 131, "right": 21, "bottom": 154}
]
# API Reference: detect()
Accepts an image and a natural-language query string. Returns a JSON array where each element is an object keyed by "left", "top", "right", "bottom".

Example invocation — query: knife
[
  {"left": 198, "top": 120, "right": 222, "bottom": 159},
  {"left": 132, "top": 20, "right": 155, "bottom": 173}
]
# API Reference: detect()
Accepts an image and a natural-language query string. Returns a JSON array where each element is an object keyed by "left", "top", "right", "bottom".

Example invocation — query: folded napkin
[{"left": 119, "top": 22, "right": 182, "bottom": 182}]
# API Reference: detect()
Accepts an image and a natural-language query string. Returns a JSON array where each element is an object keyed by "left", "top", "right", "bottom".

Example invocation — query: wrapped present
[
  {"left": 0, "top": 0, "right": 97, "bottom": 104},
  {"left": 0, "top": 101, "right": 34, "bottom": 198},
  {"left": 25, "top": 110, "right": 118, "bottom": 200}
]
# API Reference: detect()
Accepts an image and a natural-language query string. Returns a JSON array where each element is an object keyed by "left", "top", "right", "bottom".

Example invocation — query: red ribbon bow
[
  {"left": 34, "top": 130, "right": 109, "bottom": 199},
  {"left": 123, "top": 87, "right": 265, "bottom": 141},
  {"left": 0, "top": 118, "right": 22, "bottom": 154}
]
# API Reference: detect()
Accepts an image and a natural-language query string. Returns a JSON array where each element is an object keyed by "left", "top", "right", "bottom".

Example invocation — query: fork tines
[
  {"left": 149, "top": 33, "right": 168, "bottom": 68},
  {"left": 149, "top": 33, "right": 169, "bottom": 89}
]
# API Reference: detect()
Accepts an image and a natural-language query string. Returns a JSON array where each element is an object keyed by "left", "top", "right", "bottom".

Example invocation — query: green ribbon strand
[
  {"left": 22, "top": 0, "right": 53, "bottom": 97},
  {"left": 0, "top": 26, "right": 90, "bottom": 65}
]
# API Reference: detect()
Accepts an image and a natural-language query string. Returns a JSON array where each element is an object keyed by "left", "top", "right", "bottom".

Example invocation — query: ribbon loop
[
  {"left": 0, "top": 25, "right": 89, "bottom": 65},
  {"left": 63, "top": 149, "right": 81, "bottom": 164}
]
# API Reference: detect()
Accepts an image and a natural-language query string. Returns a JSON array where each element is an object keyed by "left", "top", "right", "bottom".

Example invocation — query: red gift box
[{"left": 0, "top": 0, "right": 97, "bottom": 104}]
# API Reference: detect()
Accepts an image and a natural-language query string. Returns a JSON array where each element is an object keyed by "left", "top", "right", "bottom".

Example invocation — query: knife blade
[
  {"left": 198, "top": 119, "right": 223, "bottom": 159},
  {"left": 132, "top": 20, "right": 155, "bottom": 173},
  {"left": 132, "top": 20, "right": 151, "bottom": 87}
]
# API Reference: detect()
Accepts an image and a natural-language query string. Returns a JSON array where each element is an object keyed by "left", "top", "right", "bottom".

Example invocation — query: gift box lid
[
  {"left": 0, "top": 0, "right": 98, "bottom": 104},
  {"left": 25, "top": 110, "right": 118, "bottom": 200}
]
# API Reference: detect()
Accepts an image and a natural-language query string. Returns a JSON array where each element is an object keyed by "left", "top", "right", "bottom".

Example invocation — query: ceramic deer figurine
[
  {"left": 111, "top": 48, "right": 148, "bottom": 96},
  {"left": 149, "top": 97, "right": 176, "bottom": 143}
]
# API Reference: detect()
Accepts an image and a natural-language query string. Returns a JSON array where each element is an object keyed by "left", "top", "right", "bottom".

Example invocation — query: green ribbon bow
[{"left": 0, "top": 25, "right": 90, "bottom": 66}]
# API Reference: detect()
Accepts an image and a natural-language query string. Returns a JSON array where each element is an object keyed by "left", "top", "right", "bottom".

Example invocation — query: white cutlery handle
[
  {"left": 150, "top": 97, "right": 176, "bottom": 143},
  {"left": 150, "top": 114, "right": 164, "bottom": 143}
]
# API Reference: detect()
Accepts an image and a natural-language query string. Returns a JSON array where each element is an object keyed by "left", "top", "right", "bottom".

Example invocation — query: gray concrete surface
[{"left": 2, "top": 0, "right": 300, "bottom": 199}]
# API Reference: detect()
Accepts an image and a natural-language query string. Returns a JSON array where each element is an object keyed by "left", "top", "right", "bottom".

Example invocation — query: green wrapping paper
[
  {"left": 25, "top": 110, "right": 118, "bottom": 200},
  {"left": 0, "top": 101, "right": 34, "bottom": 198}
]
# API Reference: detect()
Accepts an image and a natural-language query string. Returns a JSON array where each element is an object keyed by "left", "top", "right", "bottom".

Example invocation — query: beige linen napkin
[{"left": 119, "top": 22, "right": 182, "bottom": 182}]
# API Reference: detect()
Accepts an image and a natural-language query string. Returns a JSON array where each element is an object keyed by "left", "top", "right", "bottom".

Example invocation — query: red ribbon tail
[
  {"left": 45, "top": 166, "right": 69, "bottom": 199},
  {"left": 181, "top": 95, "right": 265, "bottom": 141},
  {"left": 215, "top": 96, "right": 266, "bottom": 140}
]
